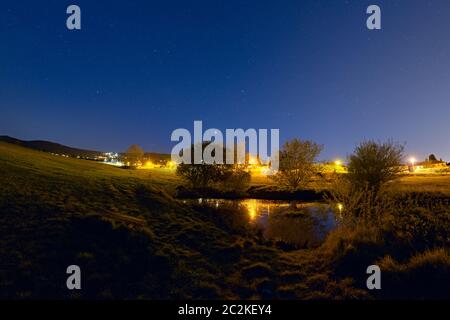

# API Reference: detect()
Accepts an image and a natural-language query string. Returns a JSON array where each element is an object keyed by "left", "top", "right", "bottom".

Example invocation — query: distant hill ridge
[
  {"left": 0, "top": 135, "right": 171, "bottom": 162},
  {"left": 0, "top": 135, "right": 104, "bottom": 159}
]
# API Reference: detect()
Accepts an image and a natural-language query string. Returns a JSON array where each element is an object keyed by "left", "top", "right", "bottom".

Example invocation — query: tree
[
  {"left": 218, "top": 166, "right": 251, "bottom": 192},
  {"left": 328, "top": 140, "right": 404, "bottom": 225},
  {"left": 270, "top": 138, "right": 323, "bottom": 190},
  {"left": 175, "top": 142, "right": 250, "bottom": 191},
  {"left": 428, "top": 154, "right": 438, "bottom": 162},
  {"left": 176, "top": 162, "right": 221, "bottom": 186},
  {"left": 347, "top": 140, "right": 404, "bottom": 191},
  {"left": 123, "top": 144, "right": 145, "bottom": 166}
]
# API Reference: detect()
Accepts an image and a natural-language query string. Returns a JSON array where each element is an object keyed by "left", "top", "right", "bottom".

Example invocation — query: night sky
[{"left": 1, "top": 0, "right": 450, "bottom": 161}]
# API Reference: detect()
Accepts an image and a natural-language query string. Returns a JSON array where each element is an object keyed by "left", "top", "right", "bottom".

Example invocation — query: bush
[
  {"left": 176, "top": 163, "right": 250, "bottom": 192},
  {"left": 215, "top": 167, "right": 251, "bottom": 192},
  {"left": 175, "top": 141, "right": 251, "bottom": 191},
  {"left": 122, "top": 144, "right": 145, "bottom": 167},
  {"left": 270, "top": 138, "right": 323, "bottom": 191},
  {"left": 327, "top": 140, "right": 405, "bottom": 226},
  {"left": 326, "top": 175, "right": 398, "bottom": 226},
  {"left": 176, "top": 163, "right": 225, "bottom": 187},
  {"left": 347, "top": 140, "right": 404, "bottom": 191}
]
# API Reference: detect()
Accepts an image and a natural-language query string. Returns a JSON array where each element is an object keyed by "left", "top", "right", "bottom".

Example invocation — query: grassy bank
[
  {"left": 0, "top": 142, "right": 360, "bottom": 299},
  {"left": 0, "top": 142, "right": 448, "bottom": 299}
]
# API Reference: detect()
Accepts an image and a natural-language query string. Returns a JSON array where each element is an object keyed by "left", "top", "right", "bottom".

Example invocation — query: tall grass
[{"left": 322, "top": 174, "right": 450, "bottom": 298}]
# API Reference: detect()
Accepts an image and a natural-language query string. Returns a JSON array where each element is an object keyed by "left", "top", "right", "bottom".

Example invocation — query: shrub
[
  {"left": 215, "top": 167, "right": 251, "bottom": 192},
  {"left": 122, "top": 144, "right": 145, "bottom": 167},
  {"left": 327, "top": 140, "right": 405, "bottom": 226},
  {"left": 176, "top": 162, "right": 225, "bottom": 187},
  {"left": 326, "top": 175, "right": 397, "bottom": 226},
  {"left": 347, "top": 140, "right": 404, "bottom": 192},
  {"left": 270, "top": 138, "right": 323, "bottom": 191},
  {"left": 176, "top": 163, "right": 250, "bottom": 192},
  {"left": 175, "top": 141, "right": 251, "bottom": 191}
]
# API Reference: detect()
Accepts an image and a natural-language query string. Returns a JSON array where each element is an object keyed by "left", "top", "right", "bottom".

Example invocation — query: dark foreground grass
[
  {"left": 0, "top": 142, "right": 448, "bottom": 299},
  {"left": 0, "top": 142, "right": 360, "bottom": 299},
  {"left": 321, "top": 191, "right": 450, "bottom": 299}
]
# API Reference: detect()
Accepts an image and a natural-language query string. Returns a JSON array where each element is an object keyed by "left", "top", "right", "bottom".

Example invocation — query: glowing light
[
  {"left": 167, "top": 161, "right": 177, "bottom": 168},
  {"left": 243, "top": 199, "right": 258, "bottom": 221},
  {"left": 248, "top": 156, "right": 258, "bottom": 165},
  {"left": 335, "top": 159, "right": 342, "bottom": 166},
  {"left": 137, "top": 160, "right": 156, "bottom": 169},
  {"left": 337, "top": 203, "right": 344, "bottom": 213},
  {"left": 409, "top": 157, "right": 416, "bottom": 165},
  {"left": 260, "top": 167, "right": 271, "bottom": 176}
]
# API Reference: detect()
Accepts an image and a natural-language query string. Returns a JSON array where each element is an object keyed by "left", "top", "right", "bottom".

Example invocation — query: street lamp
[{"left": 409, "top": 157, "right": 416, "bottom": 172}]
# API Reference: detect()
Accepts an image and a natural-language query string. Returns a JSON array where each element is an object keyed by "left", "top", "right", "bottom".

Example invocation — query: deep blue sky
[{"left": 1, "top": 0, "right": 450, "bottom": 161}]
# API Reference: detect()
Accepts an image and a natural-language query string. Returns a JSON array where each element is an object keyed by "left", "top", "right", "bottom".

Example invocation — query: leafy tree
[
  {"left": 217, "top": 166, "right": 251, "bottom": 192},
  {"left": 428, "top": 154, "right": 438, "bottom": 162},
  {"left": 270, "top": 138, "right": 323, "bottom": 190},
  {"left": 176, "top": 162, "right": 225, "bottom": 187},
  {"left": 328, "top": 140, "right": 404, "bottom": 225},
  {"left": 175, "top": 142, "right": 250, "bottom": 191},
  {"left": 123, "top": 144, "right": 145, "bottom": 166},
  {"left": 347, "top": 140, "right": 404, "bottom": 191}
]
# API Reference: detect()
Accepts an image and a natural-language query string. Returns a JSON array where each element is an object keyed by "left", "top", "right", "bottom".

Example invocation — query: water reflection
[
  {"left": 190, "top": 198, "right": 337, "bottom": 248},
  {"left": 243, "top": 199, "right": 258, "bottom": 222}
]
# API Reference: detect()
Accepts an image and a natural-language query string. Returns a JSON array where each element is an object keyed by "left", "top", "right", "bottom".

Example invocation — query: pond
[{"left": 186, "top": 198, "right": 340, "bottom": 248}]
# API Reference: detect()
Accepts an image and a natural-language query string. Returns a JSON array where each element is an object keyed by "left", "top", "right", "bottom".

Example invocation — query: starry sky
[{"left": 1, "top": 0, "right": 450, "bottom": 161}]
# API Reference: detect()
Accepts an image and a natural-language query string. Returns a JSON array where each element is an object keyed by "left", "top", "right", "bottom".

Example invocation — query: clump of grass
[
  {"left": 321, "top": 224, "right": 383, "bottom": 261},
  {"left": 242, "top": 263, "right": 274, "bottom": 280},
  {"left": 322, "top": 178, "right": 450, "bottom": 298},
  {"left": 377, "top": 248, "right": 450, "bottom": 299}
]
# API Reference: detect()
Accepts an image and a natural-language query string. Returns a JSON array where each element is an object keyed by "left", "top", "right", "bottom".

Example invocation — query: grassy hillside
[
  {"left": 1, "top": 142, "right": 448, "bottom": 299},
  {"left": 1, "top": 142, "right": 352, "bottom": 299}
]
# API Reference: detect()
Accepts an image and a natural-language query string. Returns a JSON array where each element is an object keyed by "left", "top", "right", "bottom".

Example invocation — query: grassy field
[
  {"left": 0, "top": 142, "right": 344, "bottom": 299},
  {"left": 4, "top": 139, "right": 448, "bottom": 195},
  {"left": 0, "top": 142, "right": 448, "bottom": 299},
  {"left": 392, "top": 174, "right": 450, "bottom": 195}
]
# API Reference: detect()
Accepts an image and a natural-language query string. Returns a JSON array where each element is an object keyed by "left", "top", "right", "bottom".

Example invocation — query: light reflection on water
[{"left": 192, "top": 198, "right": 337, "bottom": 248}]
